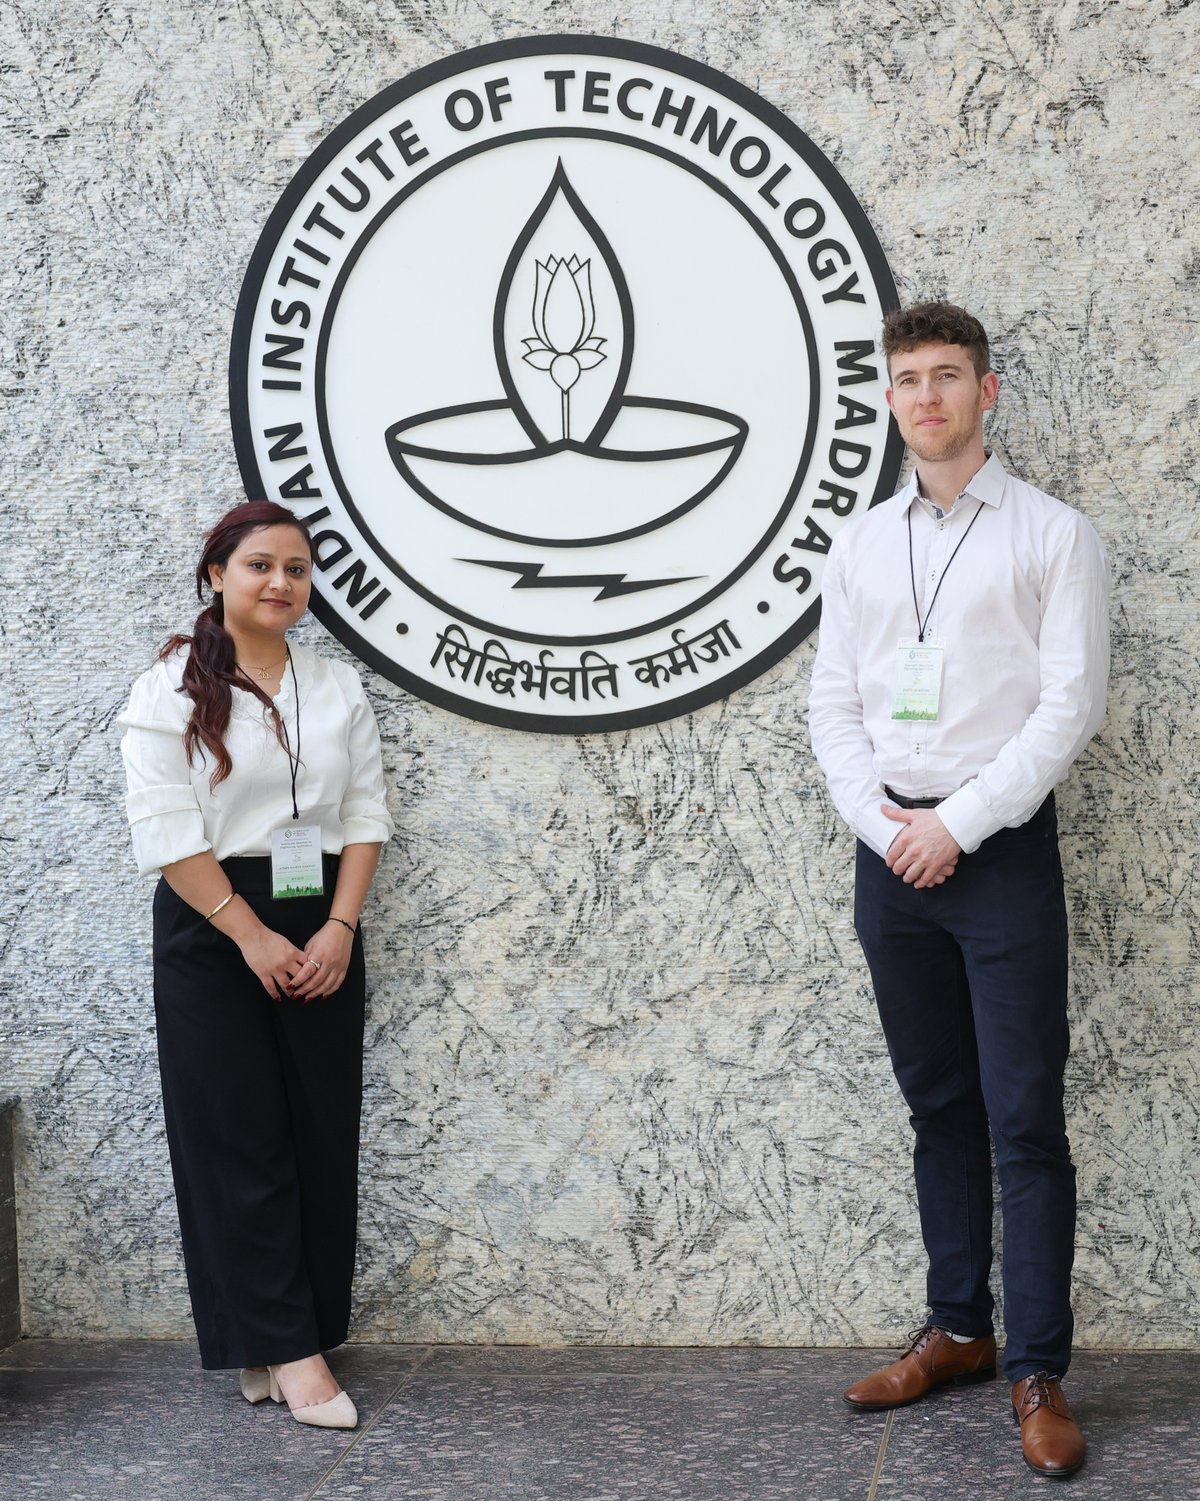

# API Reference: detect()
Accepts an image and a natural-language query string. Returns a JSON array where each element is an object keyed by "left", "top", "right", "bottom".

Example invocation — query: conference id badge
[
  {"left": 892, "top": 639, "right": 944, "bottom": 722},
  {"left": 270, "top": 824, "right": 325, "bottom": 899}
]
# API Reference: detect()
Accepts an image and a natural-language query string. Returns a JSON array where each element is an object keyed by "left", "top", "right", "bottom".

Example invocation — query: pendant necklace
[{"left": 237, "top": 655, "right": 287, "bottom": 682}]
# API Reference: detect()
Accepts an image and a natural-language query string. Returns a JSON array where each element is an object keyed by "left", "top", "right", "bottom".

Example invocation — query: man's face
[{"left": 885, "top": 342, "right": 998, "bottom": 464}]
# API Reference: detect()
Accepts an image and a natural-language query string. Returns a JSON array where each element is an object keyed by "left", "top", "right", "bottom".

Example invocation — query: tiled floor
[{"left": 0, "top": 1341, "right": 1196, "bottom": 1501}]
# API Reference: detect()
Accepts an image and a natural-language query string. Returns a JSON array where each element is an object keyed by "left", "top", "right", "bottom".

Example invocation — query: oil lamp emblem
[{"left": 385, "top": 163, "right": 748, "bottom": 549}]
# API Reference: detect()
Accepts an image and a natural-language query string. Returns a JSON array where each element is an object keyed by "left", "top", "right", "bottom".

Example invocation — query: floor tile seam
[
  {"left": 0, "top": 1359, "right": 205, "bottom": 1372},
  {"left": 303, "top": 1346, "right": 437, "bottom": 1501},
  {"left": 6, "top": 1344, "right": 1198, "bottom": 1370},
  {"left": 355, "top": 1352, "right": 896, "bottom": 1373},
  {"left": 359, "top": 1366, "right": 860, "bottom": 1381},
  {"left": 394, "top": 1349, "right": 886, "bottom": 1359},
  {"left": 865, "top": 1408, "right": 893, "bottom": 1501}
]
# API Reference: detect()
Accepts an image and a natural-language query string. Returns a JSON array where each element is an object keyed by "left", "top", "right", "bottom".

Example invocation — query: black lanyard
[
  {"left": 906, "top": 499, "right": 985, "bottom": 643},
  {"left": 278, "top": 645, "right": 302, "bottom": 821}
]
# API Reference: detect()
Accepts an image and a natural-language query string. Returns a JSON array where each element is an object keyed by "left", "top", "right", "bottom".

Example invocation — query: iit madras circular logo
[{"left": 231, "top": 36, "right": 902, "bottom": 732}]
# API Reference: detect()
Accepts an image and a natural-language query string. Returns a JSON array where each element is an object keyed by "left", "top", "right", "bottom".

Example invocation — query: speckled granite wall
[{"left": 1, "top": 1, "right": 1196, "bottom": 1349}]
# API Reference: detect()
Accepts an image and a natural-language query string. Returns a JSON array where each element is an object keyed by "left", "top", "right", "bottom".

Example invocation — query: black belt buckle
[{"left": 884, "top": 785, "right": 944, "bottom": 811}]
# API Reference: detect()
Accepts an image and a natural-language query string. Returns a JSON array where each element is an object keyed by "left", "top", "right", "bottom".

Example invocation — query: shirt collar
[{"left": 902, "top": 452, "right": 1008, "bottom": 518}]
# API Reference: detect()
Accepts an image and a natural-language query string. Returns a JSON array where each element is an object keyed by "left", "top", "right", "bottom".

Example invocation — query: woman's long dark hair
[{"left": 159, "top": 501, "right": 314, "bottom": 787}]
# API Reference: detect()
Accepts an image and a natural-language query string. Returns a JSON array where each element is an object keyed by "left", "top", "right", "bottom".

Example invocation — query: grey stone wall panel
[{"left": 1, "top": 0, "right": 1197, "bottom": 1345}]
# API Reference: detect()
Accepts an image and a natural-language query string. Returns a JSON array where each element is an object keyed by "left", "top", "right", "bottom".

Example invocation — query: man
[{"left": 808, "top": 303, "right": 1109, "bottom": 1478}]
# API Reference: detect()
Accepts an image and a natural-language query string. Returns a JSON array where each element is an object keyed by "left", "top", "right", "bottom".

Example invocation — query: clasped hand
[
  {"left": 882, "top": 804, "right": 962, "bottom": 888},
  {"left": 238, "top": 922, "right": 354, "bottom": 1001}
]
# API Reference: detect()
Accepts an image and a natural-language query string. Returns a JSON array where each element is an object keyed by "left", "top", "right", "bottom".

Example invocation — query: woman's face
[{"left": 209, "top": 524, "right": 312, "bottom": 639}]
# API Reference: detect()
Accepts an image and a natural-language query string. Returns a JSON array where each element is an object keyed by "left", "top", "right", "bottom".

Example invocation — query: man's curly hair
[{"left": 882, "top": 302, "right": 991, "bottom": 381}]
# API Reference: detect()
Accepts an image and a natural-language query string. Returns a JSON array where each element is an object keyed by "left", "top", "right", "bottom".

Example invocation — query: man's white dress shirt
[
  {"left": 119, "top": 642, "right": 395, "bottom": 876},
  {"left": 808, "top": 454, "right": 1109, "bottom": 858}
]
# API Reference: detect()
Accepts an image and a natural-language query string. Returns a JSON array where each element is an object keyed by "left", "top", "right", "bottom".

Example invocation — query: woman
[{"left": 119, "top": 500, "right": 393, "bottom": 1428}]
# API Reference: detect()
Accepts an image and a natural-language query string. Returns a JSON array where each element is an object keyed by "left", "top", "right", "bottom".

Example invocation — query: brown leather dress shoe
[
  {"left": 1011, "top": 1373, "right": 1086, "bottom": 1477},
  {"left": 843, "top": 1324, "right": 996, "bottom": 1410}
]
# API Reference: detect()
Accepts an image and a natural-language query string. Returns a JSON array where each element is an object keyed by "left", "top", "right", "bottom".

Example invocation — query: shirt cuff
[
  {"left": 856, "top": 801, "right": 905, "bottom": 861},
  {"left": 934, "top": 784, "right": 1003, "bottom": 855},
  {"left": 340, "top": 803, "right": 395, "bottom": 846},
  {"left": 126, "top": 786, "right": 211, "bottom": 875},
  {"left": 129, "top": 817, "right": 211, "bottom": 876}
]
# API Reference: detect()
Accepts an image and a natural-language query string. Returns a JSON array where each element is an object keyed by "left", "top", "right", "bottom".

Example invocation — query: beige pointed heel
[
  {"left": 268, "top": 1367, "right": 358, "bottom": 1429},
  {"left": 240, "top": 1367, "right": 271, "bottom": 1404}
]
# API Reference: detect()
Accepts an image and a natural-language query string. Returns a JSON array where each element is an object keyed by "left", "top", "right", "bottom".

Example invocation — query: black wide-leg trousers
[
  {"left": 152, "top": 854, "right": 365, "bottom": 1370},
  {"left": 853, "top": 796, "right": 1076, "bottom": 1381}
]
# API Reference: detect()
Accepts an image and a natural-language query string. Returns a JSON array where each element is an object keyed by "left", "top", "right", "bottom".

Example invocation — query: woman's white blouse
[{"left": 119, "top": 643, "right": 395, "bottom": 876}]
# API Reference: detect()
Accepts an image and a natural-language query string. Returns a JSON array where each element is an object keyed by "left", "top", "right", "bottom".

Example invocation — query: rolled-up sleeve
[
  {"left": 119, "top": 666, "right": 211, "bottom": 876},
  {"left": 335, "top": 666, "right": 395, "bottom": 846}
]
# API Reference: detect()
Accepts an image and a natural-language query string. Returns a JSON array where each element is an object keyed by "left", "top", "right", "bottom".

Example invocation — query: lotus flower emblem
[
  {"left": 385, "top": 162, "right": 747, "bottom": 550},
  {"left": 522, "top": 254, "right": 607, "bottom": 441}
]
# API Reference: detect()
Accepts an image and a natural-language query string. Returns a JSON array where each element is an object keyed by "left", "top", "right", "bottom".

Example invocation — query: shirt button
[{"left": 913, "top": 744, "right": 922, "bottom": 754}]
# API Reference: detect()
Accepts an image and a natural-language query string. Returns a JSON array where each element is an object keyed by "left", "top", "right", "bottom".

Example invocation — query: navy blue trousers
[{"left": 853, "top": 795, "right": 1075, "bottom": 1380}]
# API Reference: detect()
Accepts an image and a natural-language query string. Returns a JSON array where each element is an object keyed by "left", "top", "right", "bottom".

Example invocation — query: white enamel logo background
[{"left": 231, "top": 38, "right": 901, "bottom": 731}]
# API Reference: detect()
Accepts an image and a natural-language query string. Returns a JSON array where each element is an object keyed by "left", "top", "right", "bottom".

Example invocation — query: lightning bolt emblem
[{"left": 460, "top": 559, "right": 701, "bottom": 601}]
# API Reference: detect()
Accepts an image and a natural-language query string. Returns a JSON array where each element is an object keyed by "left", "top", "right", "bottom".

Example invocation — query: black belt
[{"left": 884, "top": 786, "right": 946, "bottom": 810}]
